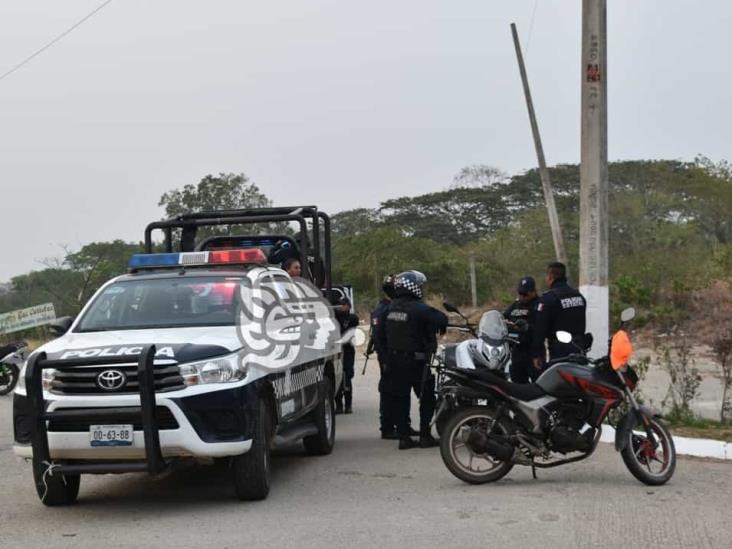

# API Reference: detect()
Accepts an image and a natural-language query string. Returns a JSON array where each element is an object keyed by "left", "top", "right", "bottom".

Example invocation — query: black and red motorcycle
[{"left": 436, "top": 307, "right": 676, "bottom": 486}]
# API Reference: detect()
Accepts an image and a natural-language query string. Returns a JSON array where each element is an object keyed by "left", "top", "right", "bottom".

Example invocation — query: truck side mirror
[{"left": 49, "top": 316, "right": 74, "bottom": 338}]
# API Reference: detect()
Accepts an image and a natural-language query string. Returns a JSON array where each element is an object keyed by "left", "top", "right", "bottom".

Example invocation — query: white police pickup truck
[{"left": 13, "top": 207, "right": 345, "bottom": 505}]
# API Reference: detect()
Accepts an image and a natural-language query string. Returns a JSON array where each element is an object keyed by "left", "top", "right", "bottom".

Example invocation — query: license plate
[{"left": 89, "top": 424, "right": 134, "bottom": 447}]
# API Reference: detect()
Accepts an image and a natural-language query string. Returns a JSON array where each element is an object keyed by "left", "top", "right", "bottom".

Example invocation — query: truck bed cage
[
  {"left": 25, "top": 345, "right": 166, "bottom": 477},
  {"left": 144, "top": 206, "right": 332, "bottom": 292}
]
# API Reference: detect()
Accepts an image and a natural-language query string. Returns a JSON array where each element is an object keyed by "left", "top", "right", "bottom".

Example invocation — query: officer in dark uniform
[
  {"left": 366, "top": 275, "right": 397, "bottom": 438},
  {"left": 379, "top": 271, "right": 448, "bottom": 450},
  {"left": 532, "top": 262, "right": 587, "bottom": 374},
  {"left": 334, "top": 293, "right": 359, "bottom": 414},
  {"left": 503, "top": 276, "right": 540, "bottom": 383}
]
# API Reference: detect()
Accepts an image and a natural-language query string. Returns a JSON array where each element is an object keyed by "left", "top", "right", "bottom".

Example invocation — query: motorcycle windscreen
[
  {"left": 478, "top": 310, "right": 507, "bottom": 345},
  {"left": 610, "top": 329, "right": 633, "bottom": 370}
]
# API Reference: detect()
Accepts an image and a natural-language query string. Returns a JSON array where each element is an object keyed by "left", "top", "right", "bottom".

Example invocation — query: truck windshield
[{"left": 76, "top": 276, "right": 242, "bottom": 332}]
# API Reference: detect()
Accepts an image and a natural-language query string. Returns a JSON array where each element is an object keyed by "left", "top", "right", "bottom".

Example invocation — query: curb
[{"left": 599, "top": 425, "right": 731, "bottom": 461}]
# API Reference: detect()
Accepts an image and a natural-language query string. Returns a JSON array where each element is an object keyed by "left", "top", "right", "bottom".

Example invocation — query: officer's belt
[{"left": 387, "top": 350, "right": 428, "bottom": 360}]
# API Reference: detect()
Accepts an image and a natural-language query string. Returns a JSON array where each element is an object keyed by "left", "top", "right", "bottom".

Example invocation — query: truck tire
[
  {"left": 303, "top": 381, "right": 335, "bottom": 456},
  {"left": 33, "top": 466, "right": 80, "bottom": 506},
  {"left": 233, "top": 398, "right": 272, "bottom": 501}
]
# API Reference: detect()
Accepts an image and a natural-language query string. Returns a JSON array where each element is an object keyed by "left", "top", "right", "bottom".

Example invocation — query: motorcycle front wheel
[
  {"left": 0, "top": 364, "right": 19, "bottom": 395},
  {"left": 439, "top": 406, "right": 514, "bottom": 484},
  {"left": 620, "top": 416, "right": 676, "bottom": 486}
]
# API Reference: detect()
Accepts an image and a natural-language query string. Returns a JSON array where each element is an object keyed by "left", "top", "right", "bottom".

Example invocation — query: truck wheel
[
  {"left": 233, "top": 398, "right": 272, "bottom": 501},
  {"left": 303, "top": 381, "right": 335, "bottom": 455},
  {"left": 33, "top": 466, "right": 80, "bottom": 506}
]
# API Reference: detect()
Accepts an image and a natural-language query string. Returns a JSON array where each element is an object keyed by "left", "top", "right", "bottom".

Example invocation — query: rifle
[{"left": 361, "top": 352, "right": 371, "bottom": 375}]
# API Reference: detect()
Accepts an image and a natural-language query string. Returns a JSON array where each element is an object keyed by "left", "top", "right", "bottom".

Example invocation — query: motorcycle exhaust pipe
[{"left": 466, "top": 429, "right": 514, "bottom": 461}]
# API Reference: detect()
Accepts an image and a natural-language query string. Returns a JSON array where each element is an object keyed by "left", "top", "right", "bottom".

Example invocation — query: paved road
[{"left": 1, "top": 362, "right": 730, "bottom": 549}]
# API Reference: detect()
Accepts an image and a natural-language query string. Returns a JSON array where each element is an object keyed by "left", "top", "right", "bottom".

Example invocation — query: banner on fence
[{"left": 0, "top": 303, "right": 56, "bottom": 335}]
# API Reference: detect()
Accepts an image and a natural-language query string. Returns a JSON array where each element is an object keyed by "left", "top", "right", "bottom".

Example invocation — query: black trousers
[
  {"left": 383, "top": 355, "right": 435, "bottom": 437},
  {"left": 510, "top": 348, "right": 535, "bottom": 384},
  {"left": 336, "top": 344, "right": 355, "bottom": 409}
]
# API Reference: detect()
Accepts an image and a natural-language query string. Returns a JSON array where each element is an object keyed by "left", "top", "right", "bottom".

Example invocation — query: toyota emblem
[{"left": 96, "top": 369, "right": 127, "bottom": 391}]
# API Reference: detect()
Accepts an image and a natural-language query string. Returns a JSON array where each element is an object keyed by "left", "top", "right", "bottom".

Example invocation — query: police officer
[
  {"left": 366, "top": 275, "right": 398, "bottom": 437},
  {"left": 503, "top": 276, "right": 540, "bottom": 383},
  {"left": 334, "top": 293, "right": 359, "bottom": 414},
  {"left": 531, "top": 262, "right": 587, "bottom": 374},
  {"left": 379, "top": 271, "right": 448, "bottom": 450}
]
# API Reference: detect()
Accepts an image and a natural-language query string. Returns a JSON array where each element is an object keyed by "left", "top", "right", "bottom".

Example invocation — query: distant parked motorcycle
[
  {"left": 0, "top": 342, "right": 27, "bottom": 395},
  {"left": 436, "top": 307, "right": 676, "bottom": 486}
]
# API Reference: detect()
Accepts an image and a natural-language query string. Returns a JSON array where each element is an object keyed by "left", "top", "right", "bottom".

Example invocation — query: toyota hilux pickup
[{"left": 13, "top": 207, "right": 345, "bottom": 505}]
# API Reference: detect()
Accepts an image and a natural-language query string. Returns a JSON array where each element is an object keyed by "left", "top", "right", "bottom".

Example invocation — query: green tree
[{"left": 158, "top": 173, "right": 275, "bottom": 241}]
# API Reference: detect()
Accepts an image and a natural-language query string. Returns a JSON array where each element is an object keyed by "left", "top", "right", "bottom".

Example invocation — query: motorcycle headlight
[{"left": 178, "top": 353, "right": 247, "bottom": 386}]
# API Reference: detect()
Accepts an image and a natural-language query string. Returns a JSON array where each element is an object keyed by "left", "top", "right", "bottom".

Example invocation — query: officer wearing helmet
[{"left": 378, "top": 270, "right": 448, "bottom": 449}]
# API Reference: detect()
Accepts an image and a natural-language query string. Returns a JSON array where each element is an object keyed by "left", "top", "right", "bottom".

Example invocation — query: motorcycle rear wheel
[
  {"left": 0, "top": 364, "right": 19, "bottom": 395},
  {"left": 620, "top": 416, "right": 676, "bottom": 486},
  {"left": 440, "top": 407, "right": 514, "bottom": 484}
]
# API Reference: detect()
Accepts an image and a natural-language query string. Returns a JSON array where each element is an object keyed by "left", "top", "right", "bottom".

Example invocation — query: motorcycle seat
[{"left": 463, "top": 368, "right": 546, "bottom": 401}]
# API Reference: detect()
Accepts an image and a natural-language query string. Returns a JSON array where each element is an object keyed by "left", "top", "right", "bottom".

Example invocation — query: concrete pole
[
  {"left": 511, "top": 23, "right": 568, "bottom": 266},
  {"left": 469, "top": 253, "right": 478, "bottom": 308},
  {"left": 579, "top": 0, "right": 609, "bottom": 358}
]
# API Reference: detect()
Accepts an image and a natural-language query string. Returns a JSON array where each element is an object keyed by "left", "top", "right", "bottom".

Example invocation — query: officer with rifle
[{"left": 378, "top": 271, "right": 447, "bottom": 450}]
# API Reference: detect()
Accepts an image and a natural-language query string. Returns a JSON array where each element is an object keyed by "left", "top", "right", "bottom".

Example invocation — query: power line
[{"left": 0, "top": 0, "right": 115, "bottom": 84}]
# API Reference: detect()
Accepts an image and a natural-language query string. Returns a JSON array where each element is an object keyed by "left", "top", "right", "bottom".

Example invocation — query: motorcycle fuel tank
[{"left": 536, "top": 361, "right": 624, "bottom": 401}]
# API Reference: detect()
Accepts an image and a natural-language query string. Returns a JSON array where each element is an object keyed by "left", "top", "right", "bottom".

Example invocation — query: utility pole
[
  {"left": 511, "top": 22, "right": 568, "bottom": 266},
  {"left": 469, "top": 253, "right": 478, "bottom": 308},
  {"left": 579, "top": 0, "right": 609, "bottom": 358}
]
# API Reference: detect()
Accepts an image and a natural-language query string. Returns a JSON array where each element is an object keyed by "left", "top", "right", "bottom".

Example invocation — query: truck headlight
[
  {"left": 16, "top": 364, "right": 56, "bottom": 393},
  {"left": 16, "top": 362, "right": 27, "bottom": 392},
  {"left": 178, "top": 353, "right": 246, "bottom": 386}
]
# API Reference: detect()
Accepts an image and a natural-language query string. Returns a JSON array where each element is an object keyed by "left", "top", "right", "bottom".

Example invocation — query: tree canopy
[{"left": 2, "top": 158, "right": 731, "bottom": 339}]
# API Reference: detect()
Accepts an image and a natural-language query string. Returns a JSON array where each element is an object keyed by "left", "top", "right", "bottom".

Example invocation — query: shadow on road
[{"left": 71, "top": 444, "right": 314, "bottom": 510}]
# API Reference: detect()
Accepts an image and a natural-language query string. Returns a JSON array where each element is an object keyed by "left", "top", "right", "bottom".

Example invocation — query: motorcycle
[
  {"left": 435, "top": 307, "right": 676, "bottom": 486},
  {"left": 0, "top": 342, "right": 28, "bottom": 396},
  {"left": 434, "top": 305, "right": 519, "bottom": 436}
]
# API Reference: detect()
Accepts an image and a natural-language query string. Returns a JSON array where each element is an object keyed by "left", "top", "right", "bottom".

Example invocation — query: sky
[{"left": 0, "top": 1, "right": 730, "bottom": 281}]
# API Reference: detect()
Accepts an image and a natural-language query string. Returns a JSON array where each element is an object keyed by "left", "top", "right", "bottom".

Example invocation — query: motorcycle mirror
[
  {"left": 555, "top": 331, "right": 573, "bottom": 344},
  {"left": 443, "top": 302, "right": 460, "bottom": 314},
  {"left": 620, "top": 307, "right": 636, "bottom": 323},
  {"left": 49, "top": 316, "right": 74, "bottom": 338}
]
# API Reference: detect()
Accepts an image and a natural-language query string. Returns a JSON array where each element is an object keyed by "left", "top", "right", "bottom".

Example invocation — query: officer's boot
[
  {"left": 344, "top": 389, "right": 353, "bottom": 414},
  {"left": 419, "top": 429, "right": 439, "bottom": 448},
  {"left": 398, "top": 436, "right": 417, "bottom": 450}
]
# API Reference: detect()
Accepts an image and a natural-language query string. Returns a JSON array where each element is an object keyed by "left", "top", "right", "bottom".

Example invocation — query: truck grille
[
  {"left": 49, "top": 363, "right": 185, "bottom": 395},
  {"left": 47, "top": 406, "right": 179, "bottom": 432}
]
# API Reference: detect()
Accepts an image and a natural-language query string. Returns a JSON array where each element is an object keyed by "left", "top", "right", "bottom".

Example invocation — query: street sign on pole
[{"left": 580, "top": 0, "right": 609, "bottom": 357}]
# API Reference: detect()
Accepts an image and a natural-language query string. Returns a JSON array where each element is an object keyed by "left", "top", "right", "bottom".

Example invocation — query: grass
[{"left": 665, "top": 414, "right": 732, "bottom": 442}]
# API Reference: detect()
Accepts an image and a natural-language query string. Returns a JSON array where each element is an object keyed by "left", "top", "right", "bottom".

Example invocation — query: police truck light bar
[{"left": 128, "top": 248, "right": 267, "bottom": 270}]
